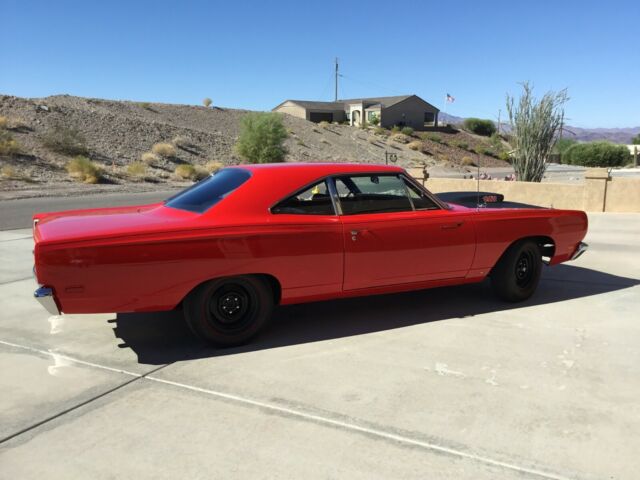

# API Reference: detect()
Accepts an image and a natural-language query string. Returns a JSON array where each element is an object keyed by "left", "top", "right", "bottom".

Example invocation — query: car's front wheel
[
  {"left": 491, "top": 240, "right": 542, "bottom": 302},
  {"left": 184, "top": 276, "right": 274, "bottom": 347}
]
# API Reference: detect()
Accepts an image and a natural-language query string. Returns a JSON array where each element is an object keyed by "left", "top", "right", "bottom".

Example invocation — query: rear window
[{"left": 165, "top": 168, "right": 251, "bottom": 213}]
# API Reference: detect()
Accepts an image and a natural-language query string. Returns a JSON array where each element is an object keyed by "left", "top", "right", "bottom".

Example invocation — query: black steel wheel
[
  {"left": 184, "top": 276, "right": 274, "bottom": 347},
  {"left": 491, "top": 240, "right": 542, "bottom": 302}
]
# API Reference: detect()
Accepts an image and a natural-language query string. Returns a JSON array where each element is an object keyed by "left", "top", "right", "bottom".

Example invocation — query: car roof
[{"left": 207, "top": 162, "right": 405, "bottom": 219}]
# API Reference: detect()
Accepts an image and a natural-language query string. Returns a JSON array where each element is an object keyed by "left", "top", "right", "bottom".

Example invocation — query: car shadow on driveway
[{"left": 112, "top": 264, "right": 639, "bottom": 365}]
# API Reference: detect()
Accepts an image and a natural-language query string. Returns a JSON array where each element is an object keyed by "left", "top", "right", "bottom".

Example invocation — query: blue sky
[{"left": 2, "top": 0, "right": 638, "bottom": 128}]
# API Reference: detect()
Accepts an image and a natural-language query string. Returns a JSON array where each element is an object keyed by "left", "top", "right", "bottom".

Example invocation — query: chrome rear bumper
[
  {"left": 571, "top": 242, "right": 589, "bottom": 261},
  {"left": 34, "top": 287, "right": 61, "bottom": 316}
]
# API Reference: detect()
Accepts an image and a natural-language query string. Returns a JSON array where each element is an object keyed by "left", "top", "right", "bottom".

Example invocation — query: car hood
[{"left": 34, "top": 203, "right": 199, "bottom": 246}]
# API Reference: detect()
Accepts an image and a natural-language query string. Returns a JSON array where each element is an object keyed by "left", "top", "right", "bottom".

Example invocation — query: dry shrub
[
  {"left": 203, "top": 98, "right": 213, "bottom": 107},
  {"left": 127, "top": 161, "right": 147, "bottom": 179},
  {"left": 391, "top": 133, "right": 409, "bottom": 144},
  {"left": 175, "top": 164, "right": 196, "bottom": 180},
  {"left": 367, "top": 137, "right": 378, "bottom": 144},
  {"left": 0, "top": 131, "right": 21, "bottom": 156},
  {"left": 374, "top": 127, "right": 388, "bottom": 136},
  {"left": 1, "top": 165, "right": 16, "bottom": 178},
  {"left": 193, "top": 166, "right": 209, "bottom": 180},
  {"left": 141, "top": 152, "right": 159, "bottom": 165},
  {"left": 205, "top": 161, "right": 224, "bottom": 173},
  {"left": 408, "top": 140, "right": 423, "bottom": 151},
  {"left": 152, "top": 142, "right": 177, "bottom": 158},
  {"left": 461, "top": 156, "right": 476, "bottom": 167},
  {"left": 66, "top": 156, "right": 101, "bottom": 184},
  {"left": 0, "top": 116, "right": 7, "bottom": 129},
  {"left": 319, "top": 121, "right": 330, "bottom": 129},
  {"left": 172, "top": 136, "right": 193, "bottom": 148}
]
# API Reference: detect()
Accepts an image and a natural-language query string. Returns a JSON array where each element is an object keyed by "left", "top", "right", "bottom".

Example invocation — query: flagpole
[{"left": 442, "top": 94, "right": 447, "bottom": 124}]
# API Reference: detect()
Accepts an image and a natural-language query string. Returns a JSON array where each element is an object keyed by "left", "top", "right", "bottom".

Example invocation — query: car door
[{"left": 335, "top": 174, "right": 476, "bottom": 291}]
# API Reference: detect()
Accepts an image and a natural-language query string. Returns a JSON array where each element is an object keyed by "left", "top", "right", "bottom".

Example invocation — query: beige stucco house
[{"left": 273, "top": 95, "right": 439, "bottom": 130}]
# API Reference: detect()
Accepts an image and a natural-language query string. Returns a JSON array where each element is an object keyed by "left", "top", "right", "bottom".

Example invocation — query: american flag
[{"left": 446, "top": 93, "right": 455, "bottom": 103}]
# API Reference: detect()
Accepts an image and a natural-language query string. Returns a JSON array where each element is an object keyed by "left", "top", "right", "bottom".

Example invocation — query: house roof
[
  {"left": 273, "top": 95, "right": 439, "bottom": 112},
  {"left": 340, "top": 95, "right": 412, "bottom": 108},
  {"left": 274, "top": 99, "right": 345, "bottom": 111}
]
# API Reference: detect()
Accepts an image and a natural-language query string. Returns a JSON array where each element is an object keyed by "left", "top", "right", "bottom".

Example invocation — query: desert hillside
[{"left": 0, "top": 94, "right": 507, "bottom": 197}]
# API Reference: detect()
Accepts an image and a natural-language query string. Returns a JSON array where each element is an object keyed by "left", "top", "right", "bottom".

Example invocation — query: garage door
[{"left": 309, "top": 112, "right": 333, "bottom": 123}]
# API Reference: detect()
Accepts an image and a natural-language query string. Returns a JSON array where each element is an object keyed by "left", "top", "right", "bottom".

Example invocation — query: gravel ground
[{"left": 0, "top": 94, "right": 508, "bottom": 199}]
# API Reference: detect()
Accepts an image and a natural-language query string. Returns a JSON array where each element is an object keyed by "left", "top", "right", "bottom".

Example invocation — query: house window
[{"left": 424, "top": 112, "right": 435, "bottom": 124}]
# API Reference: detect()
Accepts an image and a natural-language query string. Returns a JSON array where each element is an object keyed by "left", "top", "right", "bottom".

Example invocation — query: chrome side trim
[
  {"left": 570, "top": 242, "right": 588, "bottom": 261},
  {"left": 34, "top": 287, "right": 61, "bottom": 316}
]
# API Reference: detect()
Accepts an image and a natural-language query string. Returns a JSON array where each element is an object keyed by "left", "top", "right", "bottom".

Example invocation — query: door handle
[{"left": 441, "top": 222, "right": 464, "bottom": 230}]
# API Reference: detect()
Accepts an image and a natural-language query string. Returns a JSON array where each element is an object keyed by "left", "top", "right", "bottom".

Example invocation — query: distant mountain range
[{"left": 440, "top": 113, "right": 640, "bottom": 144}]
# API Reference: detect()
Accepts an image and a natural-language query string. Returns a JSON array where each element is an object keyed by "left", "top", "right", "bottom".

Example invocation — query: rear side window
[
  {"left": 335, "top": 174, "right": 413, "bottom": 215},
  {"left": 272, "top": 181, "right": 335, "bottom": 215},
  {"left": 165, "top": 169, "right": 251, "bottom": 213}
]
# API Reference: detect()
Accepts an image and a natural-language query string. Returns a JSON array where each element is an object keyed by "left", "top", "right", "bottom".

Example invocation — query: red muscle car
[{"left": 33, "top": 163, "right": 588, "bottom": 346}]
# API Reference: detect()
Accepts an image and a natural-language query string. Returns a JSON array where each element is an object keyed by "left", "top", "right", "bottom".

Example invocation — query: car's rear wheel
[
  {"left": 491, "top": 240, "right": 542, "bottom": 302},
  {"left": 184, "top": 276, "right": 274, "bottom": 346}
]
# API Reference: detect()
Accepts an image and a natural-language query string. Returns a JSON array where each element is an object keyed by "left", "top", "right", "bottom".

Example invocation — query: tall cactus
[{"left": 506, "top": 83, "right": 568, "bottom": 182}]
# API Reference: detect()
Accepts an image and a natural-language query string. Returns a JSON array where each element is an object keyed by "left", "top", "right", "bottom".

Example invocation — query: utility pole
[{"left": 334, "top": 58, "right": 339, "bottom": 102}]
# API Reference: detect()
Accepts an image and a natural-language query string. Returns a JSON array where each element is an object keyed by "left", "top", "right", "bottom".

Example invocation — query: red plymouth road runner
[{"left": 33, "top": 163, "right": 588, "bottom": 346}]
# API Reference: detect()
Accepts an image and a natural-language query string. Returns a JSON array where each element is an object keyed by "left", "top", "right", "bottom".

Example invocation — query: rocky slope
[{"left": 0, "top": 94, "right": 506, "bottom": 197}]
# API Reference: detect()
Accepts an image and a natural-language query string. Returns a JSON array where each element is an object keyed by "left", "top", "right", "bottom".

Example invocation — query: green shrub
[
  {"left": 454, "top": 141, "right": 469, "bottom": 150},
  {"left": 374, "top": 127, "right": 387, "bottom": 136},
  {"left": 474, "top": 145, "right": 488, "bottom": 155},
  {"left": 425, "top": 133, "right": 442, "bottom": 143},
  {"left": 203, "top": 98, "right": 212, "bottom": 107},
  {"left": 368, "top": 114, "right": 380, "bottom": 126},
  {"left": 66, "top": 156, "right": 101, "bottom": 183},
  {"left": 390, "top": 126, "right": 401, "bottom": 133},
  {"left": 43, "top": 125, "right": 88, "bottom": 155},
  {"left": 152, "top": 142, "right": 177, "bottom": 158},
  {"left": 235, "top": 112, "right": 288, "bottom": 163},
  {"left": 136, "top": 102, "right": 152, "bottom": 110},
  {"left": 489, "top": 132, "right": 504, "bottom": 150},
  {"left": 0, "top": 130, "right": 21, "bottom": 156},
  {"left": 632, "top": 134, "right": 640, "bottom": 145},
  {"left": 563, "top": 142, "right": 631, "bottom": 167},
  {"left": 401, "top": 126, "right": 414, "bottom": 136},
  {"left": 553, "top": 138, "right": 577, "bottom": 154},
  {"left": 498, "top": 151, "right": 511, "bottom": 162},
  {"left": 127, "top": 162, "right": 147, "bottom": 179},
  {"left": 463, "top": 118, "right": 496, "bottom": 136}
]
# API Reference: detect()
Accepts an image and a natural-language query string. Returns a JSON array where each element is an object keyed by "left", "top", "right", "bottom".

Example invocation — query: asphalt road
[
  {"left": 0, "top": 191, "right": 176, "bottom": 230},
  {"left": 1, "top": 214, "right": 639, "bottom": 479}
]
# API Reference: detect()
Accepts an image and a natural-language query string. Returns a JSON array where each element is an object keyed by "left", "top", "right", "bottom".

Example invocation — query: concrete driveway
[{"left": 0, "top": 213, "right": 638, "bottom": 479}]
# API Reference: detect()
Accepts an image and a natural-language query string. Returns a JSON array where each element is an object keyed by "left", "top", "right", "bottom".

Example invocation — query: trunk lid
[{"left": 33, "top": 203, "right": 198, "bottom": 246}]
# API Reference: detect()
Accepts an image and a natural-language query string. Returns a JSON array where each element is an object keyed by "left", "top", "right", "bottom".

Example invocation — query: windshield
[{"left": 164, "top": 168, "right": 251, "bottom": 213}]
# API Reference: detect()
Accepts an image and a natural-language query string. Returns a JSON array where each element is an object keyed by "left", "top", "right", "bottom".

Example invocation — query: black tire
[
  {"left": 491, "top": 240, "right": 542, "bottom": 302},
  {"left": 184, "top": 276, "right": 274, "bottom": 347}
]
